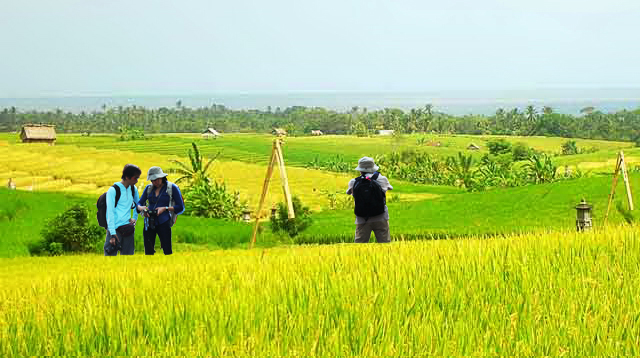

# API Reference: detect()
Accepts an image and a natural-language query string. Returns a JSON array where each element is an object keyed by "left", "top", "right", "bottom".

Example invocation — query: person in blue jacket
[
  {"left": 105, "top": 164, "right": 141, "bottom": 256},
  {"left": 137, "top": 166, "right": 185, "bottom": 255}
]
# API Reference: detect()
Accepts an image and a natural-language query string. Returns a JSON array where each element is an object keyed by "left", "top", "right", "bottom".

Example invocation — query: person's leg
[
  {"left": 354, "top": 222, "right": 373, "bottom": 243},
  {"left": 157, "top": 221, "right": 173, "bottom": 255},
  {"left": 143, "top": 226, "right": 157, "bottom": 255},
  {"left": 103, "top": 230, "right": 117, "bottom": 256},
  {"left": 371, "top": 220, "right": 391, "bottom": 243},
  {"left": 119, "top": 231, "right": 136, "bottom": 255}
]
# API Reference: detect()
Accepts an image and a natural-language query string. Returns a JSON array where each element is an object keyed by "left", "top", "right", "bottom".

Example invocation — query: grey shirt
[{"left": 346, "top": 173, "right": 393, "bottom": 224}]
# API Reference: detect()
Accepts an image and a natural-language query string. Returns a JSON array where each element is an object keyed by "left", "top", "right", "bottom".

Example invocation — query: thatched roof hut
[
  {"left": 467, "top": 143, "right": 480, "bottom": 150},
  {"left": 202, "top": 128, "right": 221, "bottom": 139},
  {"left": 20, "top": 124, "right": 56, "bottom": 145}
]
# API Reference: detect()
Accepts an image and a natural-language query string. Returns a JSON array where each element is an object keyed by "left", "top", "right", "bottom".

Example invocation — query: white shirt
[{"left": 346, "top": 173, "right": 393, "bottom": 224}]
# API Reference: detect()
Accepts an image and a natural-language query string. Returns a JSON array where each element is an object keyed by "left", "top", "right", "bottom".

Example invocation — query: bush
[
  {"left": 561, "top": 140, "right": 578, "bottom": 155},
  {"left": 270, "top": 196, "right": 313, "bottom": 237},
  {"left": 118, "top": 125, "right": 145, "bottom": 141},
  {"left": 512, "top": 142, "right": 532, "bottom": 161},
  {"left": 35, "top": 205, "right": 103, "bottom": 255},
  {"left": 184, "top": 179, "right": 245, "bottom": 220},
  {"left": 487, "top": 139, "right": 512, "bottom": 155}
]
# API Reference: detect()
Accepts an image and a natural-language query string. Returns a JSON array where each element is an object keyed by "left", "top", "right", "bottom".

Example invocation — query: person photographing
[
  {"left": 137, "top": 166, "right": 185, "bottom": 255},
  {"left": 346, "top": 157, "right": 393, "bottom": 243}
]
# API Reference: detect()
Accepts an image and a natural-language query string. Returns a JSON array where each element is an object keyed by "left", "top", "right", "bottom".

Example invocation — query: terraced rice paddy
[{"left": 1, "top": 227, "right": 639, "bottom": 355}]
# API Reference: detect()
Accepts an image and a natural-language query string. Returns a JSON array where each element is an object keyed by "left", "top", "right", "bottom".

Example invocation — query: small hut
[
  {"left": 202, "top": 128, "right": 221, "bottom": 139},
  {"left": 273, "top": 128, "right": 287, "bottom": 136},
  {"left": 467, "top": 143, "right": 480, "bottom": 150},
  {"left": 21, "top": 124, "right": 56, "bottom": 145},
  {"left": 311, "top": 130, "right": 323, "bottom": 136}
]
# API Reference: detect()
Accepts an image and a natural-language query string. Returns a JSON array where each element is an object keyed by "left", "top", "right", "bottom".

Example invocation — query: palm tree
[
  {"left": 525, "top": 105, "right": 537, "bottom": 123},
  {"left": 169, "top": 142, "right": 219, "bottom": 185}
]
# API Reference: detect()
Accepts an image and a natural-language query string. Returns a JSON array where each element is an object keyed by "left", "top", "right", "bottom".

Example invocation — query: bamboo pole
[
  {"left": 620, "top": 151, "right": 634, "bottom": 210},
  {"left": 604, "top": 152, "right": 622, "bottom": 226},
  {"left": 274, "top": 139, "right": 295, "bottom": 219},
  {"left": 249, "top": 142, "right": 277, "bottom": 248}
]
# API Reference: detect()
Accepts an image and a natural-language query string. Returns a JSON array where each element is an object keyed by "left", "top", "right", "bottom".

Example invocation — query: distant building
[
  {"left": 378, "top": 130, "right": 394, "bottom": 136},
  {"left": 467, "top": 143, "right": 480, "bottom": 150},
  {"left": 311, "top": 130, "right": 323, "bottom": 136},
  {"left": 20, "top": 124, "right": 56, "bottom": 145},
  {"left": 202, "top": 128, "right": 221, "bottom": 139}
]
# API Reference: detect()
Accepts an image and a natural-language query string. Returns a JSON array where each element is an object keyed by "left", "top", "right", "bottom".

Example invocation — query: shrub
[
  {"left": 487, "top": 139, "right": 512, "bottom": 155},
  {"left": 35, "top": 205, "right": 103, "bottom": 255},
  {"left": 184, "top": 179, "right": 245, "bottom": 220},
  {"left": 270, "top": 196, "right": 313, "bottom": 237},
  {"left": 512, "top": 142, "right": 532, "bottom": 161},
  {"left": 561, "top": 140, "right": 578, "bottom": 155},
  {"left": 118, "top": 125, "right": 145, "bottom": 141}
]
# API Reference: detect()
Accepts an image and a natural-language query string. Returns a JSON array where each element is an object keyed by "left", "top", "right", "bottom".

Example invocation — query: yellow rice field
[
  {"left": 1, "top": 226, "right": 639, "bottom": 355},
  {"left": 0, "top": 141, "right": 423, "bottom": 212}
]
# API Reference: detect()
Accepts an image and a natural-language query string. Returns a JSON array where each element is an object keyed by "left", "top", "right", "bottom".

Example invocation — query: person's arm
[
  {"left": 137, "top": 185, "right": 148, "bottom": 213},
  {"left": 106, "top": 187, "right": 117, "bottom": 237},
  {"left": 346, "top": 179, "right": 355, "bottom": 195},
  {"left": 130, "top": 186, "right": 141, "bottom": 223}
]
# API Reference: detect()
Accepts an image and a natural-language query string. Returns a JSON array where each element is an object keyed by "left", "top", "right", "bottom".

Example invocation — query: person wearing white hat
[
  {"left": 346, "top": 157, "right": 393, "bottom": 243},
  {"left": 136, "top": 166, "right": 185, "bottom": 255}
]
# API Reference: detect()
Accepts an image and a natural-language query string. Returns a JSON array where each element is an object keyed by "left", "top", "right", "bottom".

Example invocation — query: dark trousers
[
  {"left": 104, "top": 229, "right": 135, "bottom": 256},
  {"left": 143, "top": 219, "right": 172, "bottom": 255}
]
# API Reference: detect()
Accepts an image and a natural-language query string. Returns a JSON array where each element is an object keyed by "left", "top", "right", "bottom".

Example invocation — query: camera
[
  {"left": 145, "top": 209, "right": 158, "bottom": 229},
  {"left": 105, "top": 238, "right": 122, "bottom": 255}
]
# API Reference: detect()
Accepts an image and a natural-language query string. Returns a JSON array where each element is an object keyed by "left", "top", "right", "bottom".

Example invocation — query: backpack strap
[
  {"left": 144, "top": 184, "right": 153, "bottom": 205},
  {"left": 166, "top": 182, "right": 174, "bottom": 207},
  {"left": 371, "top": 172, "right": 380, "bottom": 181},
  {"left": 113, "top": 184, "right": 121, "bottom": 207},
  {"left": 166, "top": 182, "right": 177, "bottom": 226}
]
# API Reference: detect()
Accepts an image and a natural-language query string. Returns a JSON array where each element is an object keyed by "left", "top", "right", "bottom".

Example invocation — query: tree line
[{"left": 2, "top": 103, "right": 640, "bottom": 143}]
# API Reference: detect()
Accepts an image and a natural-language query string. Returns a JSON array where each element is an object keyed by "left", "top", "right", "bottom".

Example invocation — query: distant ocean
[{"left": 1, "top": 89, "right": 639, "bottom": 116}]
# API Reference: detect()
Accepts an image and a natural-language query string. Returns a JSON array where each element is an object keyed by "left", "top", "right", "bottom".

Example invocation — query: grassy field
[
  {"left": 2, "top": 132, "right": 631, "bottom": 167},
  {"left": 0, "top": 189, "right": 273, "bottom": 258},
  {"left": 3, "top": 170, "right": 638, "bottom": 256},
  {"left": 2, "top": 227, "right": 640, "bottom": 355},
  {"left": 296, "top": 172, "right": 640, "bottom": 243}
]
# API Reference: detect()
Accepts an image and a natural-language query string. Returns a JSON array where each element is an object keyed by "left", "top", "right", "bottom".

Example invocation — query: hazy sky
[{"left": 1, "top": 0, "right": 640, "bottom": 97}]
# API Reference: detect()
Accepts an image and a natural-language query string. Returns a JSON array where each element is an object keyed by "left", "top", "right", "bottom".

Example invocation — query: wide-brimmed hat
[
  {"left": 354, "top": 157, "right": 379, "bottom": 173},
  {"left": 147, "top": 166, "right": 168, "bottom": 181}
]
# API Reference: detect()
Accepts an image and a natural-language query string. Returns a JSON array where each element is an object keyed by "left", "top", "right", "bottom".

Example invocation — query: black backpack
[
  {"left": 96, "top": 185, "right": 135, "bottom": 228},
  {"left": 352, "top": 172, "right": 386, "bottom": 220}
]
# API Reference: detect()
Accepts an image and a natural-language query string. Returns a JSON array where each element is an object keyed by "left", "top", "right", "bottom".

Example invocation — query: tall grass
[{"left": 1, "top": 227, "right": 640, "bottom": 355}]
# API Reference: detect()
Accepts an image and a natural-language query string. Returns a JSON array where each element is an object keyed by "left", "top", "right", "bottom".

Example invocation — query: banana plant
[{"left": 169, "top": 142, "right": 219, "bottom": 185}]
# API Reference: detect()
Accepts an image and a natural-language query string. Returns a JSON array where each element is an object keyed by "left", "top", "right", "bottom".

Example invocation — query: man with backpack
[
  {"left": 97, "top": 164, "right": 142, "bottom": 256},
  {"left": 346, "top": 157, "right": 393, "bottom": 243},
  {"left": 136, "top": 166, "right": 184, "bottom": 255}
]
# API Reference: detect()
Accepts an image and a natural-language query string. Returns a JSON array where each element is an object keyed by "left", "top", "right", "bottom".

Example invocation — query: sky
[{"left": 1, "top": 0, "right": 640, "bottom": 98}]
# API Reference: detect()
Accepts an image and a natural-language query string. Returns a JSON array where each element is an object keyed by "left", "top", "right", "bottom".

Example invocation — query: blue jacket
[
  {"left": 138, "top": 182, "right": 185, "bottom": 227},
  {"left": 106, "top": 182, "right": 140, "bottom": 236}
]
